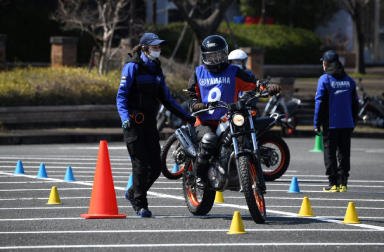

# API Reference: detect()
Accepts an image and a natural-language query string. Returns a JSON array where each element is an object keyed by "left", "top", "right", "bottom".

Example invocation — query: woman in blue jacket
[
  {"left": 314, "top": 50, "right": 359, "bottom": 192},
  {"left": 116, "top": 33, "right": 193, "bottom": 217}
]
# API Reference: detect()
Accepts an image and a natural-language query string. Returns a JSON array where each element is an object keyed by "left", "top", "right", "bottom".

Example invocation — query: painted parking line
[
  {"left": 0, "top": 228, "right": 383, "bottom": 234},
  {"left": 0, "top": 242, "right": 384, "bottom": 250},
  {"left": 1, "top": 171, "right": 384, "bottom": 231},
  {"left": 0, "top": 156, "right": 130, "bottom": 161}
]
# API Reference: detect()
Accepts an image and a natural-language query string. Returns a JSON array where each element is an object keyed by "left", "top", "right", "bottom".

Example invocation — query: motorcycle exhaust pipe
[{"left": 175, "top": 127, "right": 197, "bottom": 157}]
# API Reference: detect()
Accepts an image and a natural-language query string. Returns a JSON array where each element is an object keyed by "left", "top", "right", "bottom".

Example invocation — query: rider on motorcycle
[{"left": 186, "top": 35, "right": 280, "bottom": 188}]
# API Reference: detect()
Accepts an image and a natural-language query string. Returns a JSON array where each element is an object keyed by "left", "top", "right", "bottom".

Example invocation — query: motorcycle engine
[{"left": 207, "top": 161, "right": 227, "bottom": 191}]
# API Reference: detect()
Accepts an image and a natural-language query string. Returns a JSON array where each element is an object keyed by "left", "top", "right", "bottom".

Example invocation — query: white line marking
[
  {"left": 0, "top": 156, "right": 130, "bottom": 161},
  {"left": 0, "top": 188, "right": 91, "bottom": 192},
  {"left": 0, "top": 243, "right": 384, "bottom": 250},
  {"left": 0, "top": 228, "right": 382, "bottom": 234},
  {"left": 1, "top": 171, "right": 384, "bottom": 231}
]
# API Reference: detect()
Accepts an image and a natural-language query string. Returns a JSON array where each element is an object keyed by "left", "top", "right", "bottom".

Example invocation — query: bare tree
[
  {"left": 339, "top": 0, "right": 369, "bottom": 74},
  {"left": 53, "top": 0, "right": 129, "bottom": 74},
  {"left": 172, "top": 0, "right": 234, "bottom": 65}
]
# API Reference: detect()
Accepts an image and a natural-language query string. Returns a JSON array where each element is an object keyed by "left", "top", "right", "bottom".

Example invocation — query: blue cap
[
  {"left": 139, "top": 33, "right": 164, "bottom": 46},
  {"left": 320, "top": 50, "right": 339, "bottom": 63}
]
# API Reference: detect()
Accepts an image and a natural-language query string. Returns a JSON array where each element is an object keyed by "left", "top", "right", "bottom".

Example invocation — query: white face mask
[{"left": 148, "top": 50, "right": 161, "bottom": 60}]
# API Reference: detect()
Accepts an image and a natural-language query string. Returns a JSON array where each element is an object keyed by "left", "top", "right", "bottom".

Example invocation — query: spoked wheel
[
  {"left": 182, "top": 161, "right": 215, "bottom": 216},
  {"left": 258, "top": 133, "right": 290, "bottom": 181},
  {"left": 160, "top": 133, "right": 186, "bottom": 179},
  {"left": 238, "top": 155, "right": 266, "bottom": 224}
]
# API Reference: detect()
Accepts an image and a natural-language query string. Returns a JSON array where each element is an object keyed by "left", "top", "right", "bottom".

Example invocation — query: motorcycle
[
  {"left": 262, "top": 93, "right": 301, "bottom": 136},
  {"left": 161, "top": 97, "right": 290, "bottom": 182},
  {"left": 156, "top": 100, "right": 190, "bottom": 131},
  {"left": 161, "top": 90, "right": 290, "bottom": 224},
  {"left": 357, "top": 79, "right": 384, "bottom": 128}
]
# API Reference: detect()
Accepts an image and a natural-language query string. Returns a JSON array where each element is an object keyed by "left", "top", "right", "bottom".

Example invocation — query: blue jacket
[
  {"left": 314, "top": 73, "right": 359, "bottom": 129},
  {"left": 116, "top": 52, "right": 190, "bottom": 123}
]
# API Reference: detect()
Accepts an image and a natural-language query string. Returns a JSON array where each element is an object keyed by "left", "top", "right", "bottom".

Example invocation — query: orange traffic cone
[{"left": 81, "top": 140, "right": 126, "bottom": 219}]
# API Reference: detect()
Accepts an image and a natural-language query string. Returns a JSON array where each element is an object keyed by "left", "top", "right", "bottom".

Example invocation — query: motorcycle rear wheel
[
  {"left": 182, "top": 161, "right": 215, "bottom": 216},
  {"left": 238, "top": 155, "right": 266, "bottom": 224},
  {"left": 160, "top": 133, "right": 185, "bottom": 179},
  {"left": 259, "top": 133, "right": 290, "bottom": 181}
]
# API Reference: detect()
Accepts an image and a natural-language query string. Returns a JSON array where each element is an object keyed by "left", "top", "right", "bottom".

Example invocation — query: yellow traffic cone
[
  {"left": 227, "top": 211, "right": 247, "bottom": 234},
  {"left": 214, "top": 191, "right": 224, "bottom": 203},
  {"left": 47, "top": 186, "right": 62, "bottom": 205},
  {"left": 298, "top": 196, "right": 314, "bottom": 217},
  {"left": 343, "top": 202, "right": 360, "bottom": 224}
]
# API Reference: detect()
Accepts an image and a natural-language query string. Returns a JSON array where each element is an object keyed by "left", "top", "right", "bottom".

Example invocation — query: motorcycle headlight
[{"left": 233, "top": 114, "right": 245, "bottom": 126}]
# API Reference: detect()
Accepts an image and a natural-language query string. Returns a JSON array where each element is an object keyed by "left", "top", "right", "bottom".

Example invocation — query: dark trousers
[
  {"left": 194, "top": 124, "right": 217, "bottom": 177},
  {"left": 322, "top": 128, "right": 353, "bottom": 186},
  {"left": 123, "top": 119, "right": 161, "bottom": 209}
]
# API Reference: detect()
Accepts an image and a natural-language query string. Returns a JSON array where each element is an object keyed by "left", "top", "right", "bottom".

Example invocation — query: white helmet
[{"left": 228, "top": 49, "right": 248, "bottom": 68}]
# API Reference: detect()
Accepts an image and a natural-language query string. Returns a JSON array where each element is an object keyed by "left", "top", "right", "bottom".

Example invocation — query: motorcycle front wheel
[
  {"left": 182, "top": 161, "right": 215, "bottom": 216},
  {"left": 160, "top": 133, "right": 185, "bottom": 179},
  {"left": 238, "top": 155, "right": 266, "bottom": 224},
  {"left": 259, "top": 133, "right": 290, "bottom": 181}
]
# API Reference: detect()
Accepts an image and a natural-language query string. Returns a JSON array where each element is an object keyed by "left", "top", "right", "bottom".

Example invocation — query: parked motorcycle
[
  {"left": 357, "top": 79, "right": 384, "bottom": 128},
  {"left": 161, "top": 90, "right": 291, "bottom": 223},
  {"left": 156, "top": 100, "right": 190, "bottom": 131},
  {"left": 262, "top": 93, "right": 301, "bottom": 136}
]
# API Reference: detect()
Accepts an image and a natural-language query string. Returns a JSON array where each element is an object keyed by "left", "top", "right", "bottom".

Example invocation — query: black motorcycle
[
  {"left": 357, "top": 80, "right": 384, "bottom": 128},
  {"left": 161, "top": 90, "right": 290, "bottom": 223},
  {"left": 262, "top": 93, "right": 301, "bottom": 136},
  {"left": 161, "top": 99, "right": 290, "bottom": 182},
  {"left": 156, "top": 101, "right": 190, "bottom": 131}
]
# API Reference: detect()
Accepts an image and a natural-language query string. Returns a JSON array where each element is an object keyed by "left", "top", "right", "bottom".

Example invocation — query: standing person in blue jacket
[
  {"left": 187, "top": 35, "right": 280, "bottom": 188},
  {"left": 116, "top": 32, "right": 194, "bottom": 217},
  {"left": 314, "top": 50, "right": 359, "bottom": 192}
]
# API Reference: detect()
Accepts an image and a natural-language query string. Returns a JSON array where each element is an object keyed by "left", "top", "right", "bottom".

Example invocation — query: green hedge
[
  {"left": 152, "top": 22, "right": 322, "bottom": 64},
  {"left": 0, "top": 67, "right": 120, "bottom": 106}
]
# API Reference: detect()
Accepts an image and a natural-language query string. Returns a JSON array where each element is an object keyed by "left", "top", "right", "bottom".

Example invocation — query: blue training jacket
[
  {"left": 314, "top": 73, "right": 359, "bottom": 129},
  {"left": 116, "top": 52, "right": 190, "bottom": 123}
]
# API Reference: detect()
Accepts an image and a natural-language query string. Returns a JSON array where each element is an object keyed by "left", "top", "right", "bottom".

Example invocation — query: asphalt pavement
[{"left": 0, "top": 138, "right": 383, "bottom": 251}]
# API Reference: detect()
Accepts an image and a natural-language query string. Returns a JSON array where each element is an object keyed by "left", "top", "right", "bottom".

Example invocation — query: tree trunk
[{"left": 354, "top": 12, "right": 366, "bottom": 74}]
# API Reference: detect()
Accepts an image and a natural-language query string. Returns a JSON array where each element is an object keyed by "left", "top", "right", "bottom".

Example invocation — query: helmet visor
[{"left": 202, "top": 49, "right": 228, "bottom": 65}]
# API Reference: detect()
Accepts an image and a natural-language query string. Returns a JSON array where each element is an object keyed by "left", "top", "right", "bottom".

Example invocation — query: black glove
[
  {"left": 267, "top": 84, "right": 280, "bottom": 96},
  {"left": 207, "top": 101, "right": 219, "bottom": 109},
  {"left": 122, "top": 120, "right": 131, "bottom": 130},
  {"left": 314, "top": 127, "right": 322, "bottom": 136},
  {"left": 187, "top": 116, "right": 196, "bottom": 125},
  {"left": 191, "top": 102, "right": 205, "bottom": 112}
]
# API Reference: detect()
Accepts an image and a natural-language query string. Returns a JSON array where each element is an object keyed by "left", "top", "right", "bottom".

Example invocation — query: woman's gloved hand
[{"left": 122, "top": 120, "right": 132, "bottom": 129}]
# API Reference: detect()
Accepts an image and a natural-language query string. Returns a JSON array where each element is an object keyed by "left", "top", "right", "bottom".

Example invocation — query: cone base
[
  {"left": 310, "top": 149, "right": 323, "bottom": 152},
  {"left": 288, "top": 190, "right": 301, "bottom": 193},
  {"left": 47, "top": 202, "right": 62, "bottom": 205},
  {"left": 81, "top": 213, "right": 126, "bottom": 219},
  {"left": 227, "top": 231, "right": 247, "bottom": 234},
  {"left": 298, "top": 213, "right": 314, "bottom": 217},
  {"left": 342, "top": 220, "right": 360, "bottom": 224},
  {"left": 64, "top": 179, "right": 75, "bottom": 182}
]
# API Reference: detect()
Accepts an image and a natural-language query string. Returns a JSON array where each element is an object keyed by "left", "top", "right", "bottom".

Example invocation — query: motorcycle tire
[
  {"left": 258, "top": 133, "right": 290, "bottom": 181},
  {"left": 182, "top": 161, "right": 215, "bottom": 216},
  {"left": 160, "top": 133, "right": 185, "bottom": 180},
  {"left": 238, "top": 155, "right": 266, "bottom": 224}
]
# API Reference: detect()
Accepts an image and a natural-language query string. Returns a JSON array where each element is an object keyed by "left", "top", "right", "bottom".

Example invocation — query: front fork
[{"left": 230, "top": 111, "right": 266, "bottom": 193}]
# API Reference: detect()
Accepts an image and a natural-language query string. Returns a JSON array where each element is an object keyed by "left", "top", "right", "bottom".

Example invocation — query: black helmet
[{"left": 201, "top": 35, "right": 228, "bottom": 73}]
